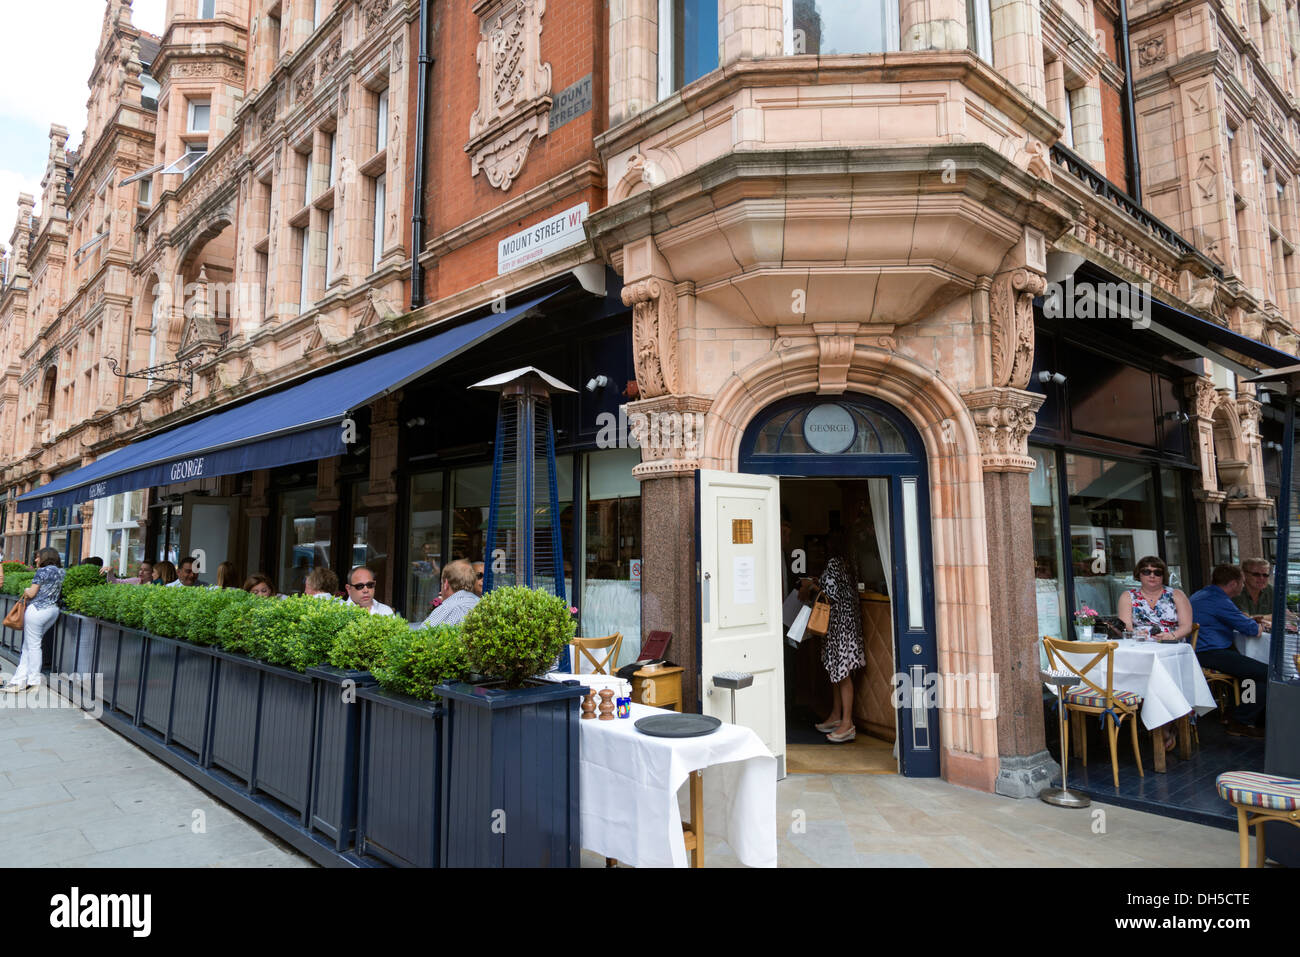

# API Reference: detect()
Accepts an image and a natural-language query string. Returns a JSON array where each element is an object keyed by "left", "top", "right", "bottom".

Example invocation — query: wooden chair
[
  {"left": 1191, "top": 623, "right": 1242, "bottom": 719},
  {"left": 1217, "top": 771, "right": 1300, "bottom": 867},
  {"left": 1043, "top": 637, "right": 1144, "bottom": 788},
  {"left": 570, "top": 633, "right": 624, "bottom": 675}
]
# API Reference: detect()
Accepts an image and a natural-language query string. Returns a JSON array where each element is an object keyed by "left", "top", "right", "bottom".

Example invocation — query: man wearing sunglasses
[
  {"left": 1233, "top": 558, "right": 1275, "bottom": 628},
  {"left": 344, "top": 566, "right": 394, "bottom": 616}
]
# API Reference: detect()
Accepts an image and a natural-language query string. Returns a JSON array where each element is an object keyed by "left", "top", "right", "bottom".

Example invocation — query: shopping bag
[
  {"left": 786, "top": 604, "right": 812, "bottom": 644},
  {"left": 782, "top": 589, "right": 806, "bottom": 628}
]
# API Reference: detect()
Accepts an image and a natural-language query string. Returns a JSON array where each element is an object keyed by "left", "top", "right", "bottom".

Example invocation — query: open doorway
[{"left": 781, "top": 478, "right": 897, "bottom": 774}]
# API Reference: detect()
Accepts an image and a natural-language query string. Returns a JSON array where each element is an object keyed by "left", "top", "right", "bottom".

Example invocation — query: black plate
[{"left": 634, "top": 714, "right": 722, "bottom": 738}]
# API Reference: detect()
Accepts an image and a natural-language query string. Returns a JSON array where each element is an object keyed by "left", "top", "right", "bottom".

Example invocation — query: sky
[{"left": 0, "top": 0, "right": 166, "bottom": 249}]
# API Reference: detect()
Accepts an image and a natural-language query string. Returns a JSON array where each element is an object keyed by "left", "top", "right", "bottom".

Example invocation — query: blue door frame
[{"left": 738, "top": 394, "right": 941, "bottom": 777}]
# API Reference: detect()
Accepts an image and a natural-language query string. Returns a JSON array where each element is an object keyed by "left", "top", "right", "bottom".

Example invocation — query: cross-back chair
[{"left": 1043, "top": 637, "right": 1144, "bottom": 788}]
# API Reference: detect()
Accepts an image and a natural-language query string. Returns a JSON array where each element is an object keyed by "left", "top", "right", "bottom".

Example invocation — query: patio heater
[{"left": 472, "top": 367, "right": 575, "bottom": 601}]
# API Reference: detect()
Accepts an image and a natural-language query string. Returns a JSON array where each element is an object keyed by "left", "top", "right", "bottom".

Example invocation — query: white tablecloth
[
  {"left": 1051, "top": 639, "right": 1215, "bottom": 730},
  {"left": 1236, "top": 631, "right": 1270, "bottom": 665},
  {"left": 542, "top": 672, "right": 632, "bottom": 699},
  {"left": 578, "top": 702, "right": 777, "bottom": 868}
]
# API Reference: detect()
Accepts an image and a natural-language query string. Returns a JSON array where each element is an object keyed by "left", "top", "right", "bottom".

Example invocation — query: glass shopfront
[
  {"left": 277, "top": 487, "right": 318, "bottom": 595},
  {"left": 581, "top": 448, "right": 641, "bottom": 666}
]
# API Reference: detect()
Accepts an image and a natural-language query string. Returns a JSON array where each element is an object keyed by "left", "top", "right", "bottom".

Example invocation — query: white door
[
  {"left": 181, "top": 495, "right": 239, "bottom": 584},
  {"left": 698, "top": 470, "right": 785, "bottom": 773}
]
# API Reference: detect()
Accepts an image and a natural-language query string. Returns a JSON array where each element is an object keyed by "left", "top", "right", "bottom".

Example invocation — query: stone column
[
  {"left": 609, "top": 0, "right": 658, "bottom": 126},
  {"left": 963, "top": 386, "right": 1055, "bottom": 797},
  {"left": 1069, "top": 81, "right": 1105, "bottom": 168},
  {"left": 989, "top": 0, "right": 1045, "bottom": 105},
  {"left": 900, "top": 0, "right": 968, "bottom": 51},
  {"left": 719, "top": 0, "right": 783, "bottom": 63}
]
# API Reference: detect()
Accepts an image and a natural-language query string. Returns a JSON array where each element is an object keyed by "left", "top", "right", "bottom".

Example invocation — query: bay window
[
  {"left": 658, "top": 0, "right": 719, "bottom": 98},
  {"left": 783, "top": 0, "right": 900, "bottom": 55}
]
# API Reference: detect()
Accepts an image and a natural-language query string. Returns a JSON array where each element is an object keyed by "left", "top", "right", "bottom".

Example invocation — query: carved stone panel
[
  {"left": 990, "top": 269, "right": 1044, "bottom": 389},
  {"left": 622, "top": 278, "right": 680, "bottom": 399},
  {"left": 962, "top": 387, "right": 1046, "bottom": 473},
  {"left": 466, "top": 0, "right": 552, "bottom": 191}
]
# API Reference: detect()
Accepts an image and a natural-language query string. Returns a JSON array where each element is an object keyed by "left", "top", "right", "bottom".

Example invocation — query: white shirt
[{"left": 346, "top": 597, "right": 395, "bottom": 616}]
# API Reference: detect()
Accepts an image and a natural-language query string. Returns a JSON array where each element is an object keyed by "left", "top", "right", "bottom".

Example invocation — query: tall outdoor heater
[{"left": 472, "top": 367, "right": 575, "bottom": 604}]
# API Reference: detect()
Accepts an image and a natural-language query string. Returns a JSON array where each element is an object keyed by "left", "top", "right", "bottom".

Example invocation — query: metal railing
[{"left": 1050, "top": 142, "right": 1223, "bottom": 278}]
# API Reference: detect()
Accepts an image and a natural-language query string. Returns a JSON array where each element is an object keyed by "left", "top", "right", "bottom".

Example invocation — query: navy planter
[
  {"left": 308, "top": 666, "right": 377, "bottom": 852},
  {"left": 355, "top": 686, "right": 442, "bottom": 868},
  {"left": 436, "top": 680, "right": 585, "bottom": 868},
  {"left": 208, "top": 650, "right": 316, "bottom": 820},
  {"left": 139, "top": 633, "right": 179, "bottom": 736},
  {"left": 113, "top": 627, "right": 148, "bottom": 720},
  {"left": 135, "top": 634, "right": 217, "bottom": 759},
  {"left": 0, "top": 595, "right": 14, "bottom": 655}
]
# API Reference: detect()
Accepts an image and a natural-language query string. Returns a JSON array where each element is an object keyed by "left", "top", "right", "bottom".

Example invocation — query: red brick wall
[
  {"left": 1094, "top": 6, "right": 1131, "bottom": 192},
  {"left": 423, "top": 0, "right": 606, "bottom": 302}
]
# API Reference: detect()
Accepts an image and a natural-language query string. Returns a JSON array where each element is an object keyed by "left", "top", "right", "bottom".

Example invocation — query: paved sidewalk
[
  {"left": 582, "top": 767, "right": 1248, "bottom": 867},
  {"left": 0, "top": 684, "right": 313, "bottom": 867}
]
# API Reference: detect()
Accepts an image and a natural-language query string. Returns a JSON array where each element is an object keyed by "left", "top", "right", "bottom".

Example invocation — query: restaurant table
[
  {"left": 1235, "top": 630, "right": 1300, "bottom": 677},
  {"left": 1050, "top": 639, "right": 1215, "bottom": 771},
  {"left": 578, "top": 702, "right": 777, "bottom": 868}
]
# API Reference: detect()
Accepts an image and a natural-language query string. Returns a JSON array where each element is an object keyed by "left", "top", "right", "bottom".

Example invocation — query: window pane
[
  {"left": 277, "top": 488, "right": 317, "bottom": 595},
  {"left": 1160, "top": 469, "right": 1187, "bottom": 589},
  {"left": 582, "top": 482, "right": 642, "bottom": 667},
  {"left": 792, "top": 0, "right": 897, "bottom": 55},
  {"left": 376, "top": 90, "right": 389, "bottom": 152},
  {"left": 674, "top": 0, "right": 718, "bottom": 88},
  {"left": 1066, "top": 454, "right": 1158, "bottom": 619},
  {"left": 1030, "top": 446, "right": 1067, "bottom": 645},
  {"left": 372, "top": 175, "right": 385, "bottom": 272},
  {"left": 753, "top": 401, "right": 906, "bottom": 454},
  {"left": 451, "top": 465, "right": 493, "bottom": 563},
  {"left": 407, "top": 472, "right": 444, "bottom": 621}
]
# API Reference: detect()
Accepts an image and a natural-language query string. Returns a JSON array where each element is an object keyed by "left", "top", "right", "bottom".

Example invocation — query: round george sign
[{"left": 803, "top": 403, "right": 857, "bottom": 454}]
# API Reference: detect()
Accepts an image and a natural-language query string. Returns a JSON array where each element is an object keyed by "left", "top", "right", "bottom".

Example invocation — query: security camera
[
  {"left": 586, "top": 375, "right": 609, "bottom": 393},
  {"left": 1037, "top": 371, "right": 1067, "bottom": 386}
]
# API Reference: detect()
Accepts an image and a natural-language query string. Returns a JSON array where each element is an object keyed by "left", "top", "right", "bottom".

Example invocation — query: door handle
[{"left": 702, "top": 571, "right": 711, "bottom": 624}]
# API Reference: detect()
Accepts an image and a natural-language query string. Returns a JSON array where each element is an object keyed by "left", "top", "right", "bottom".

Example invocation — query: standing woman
[
  {"left": 4, "top": 547, "right": 65, "bottom": 691},
  {"left": 814, "top": 530, "right": 866, "bottom": 743}
]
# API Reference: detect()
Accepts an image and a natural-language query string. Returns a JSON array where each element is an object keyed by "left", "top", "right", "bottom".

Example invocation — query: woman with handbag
[
  {"left": 4, "top": 548, "right": 65, "bottom": 692},
  {"left": 811, "top": 530, "right": 866, "bottom": 743}
]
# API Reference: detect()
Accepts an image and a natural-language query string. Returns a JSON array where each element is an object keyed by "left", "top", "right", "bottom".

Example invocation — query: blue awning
[{"left": 18, "top": 294, "right": 553, "bottom": 513}]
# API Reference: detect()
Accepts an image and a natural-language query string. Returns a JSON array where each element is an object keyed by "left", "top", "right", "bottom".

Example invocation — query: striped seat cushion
[
  {"left": 1062, "top": 687, "right": 1142, "bottom": 709},
  {"left": 1217, "top": 772, "right": 1300, "bottom": 811}
]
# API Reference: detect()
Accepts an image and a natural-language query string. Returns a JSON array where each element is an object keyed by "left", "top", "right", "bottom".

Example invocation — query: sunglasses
[
  {"left": 1247, "top": 572, "right": 1270, "bottom": 578},
  {"left": 1138, "top": 568, "right": 1162, "bottom": 576},
  {"left": 349, "top": 581, "right": 376, "bottom": 589}
]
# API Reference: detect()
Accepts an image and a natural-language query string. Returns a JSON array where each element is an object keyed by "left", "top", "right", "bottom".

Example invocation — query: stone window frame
[
  {"left": 356, "top": 71, "right": 392, "bottom": 273},
  {"left": 199, "top": 0, "right": 216, "bottom": 19},
  {"left": 659, "top": 0, "right": 721, "bottom": 98},
  {"left": 187, "top": 97, "right": 212, "bottom": 134},
  {"left": 780, "top": 0, "right": 902, "bottom": 57}
]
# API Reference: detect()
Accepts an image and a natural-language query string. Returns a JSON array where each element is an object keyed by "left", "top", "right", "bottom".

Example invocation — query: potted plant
[
  {"left": 1074, "top": 606, "right": 1099, "bottom": 641},
  {"left": 435, "top": 586, "right": 585, "bottom": 868},
  {"left": 354, "top": 621, "right": 468, "bottom": 867}
]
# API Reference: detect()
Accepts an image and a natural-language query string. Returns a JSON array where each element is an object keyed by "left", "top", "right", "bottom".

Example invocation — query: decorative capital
[
  {"left": 623, "top": 278, "right": 680, "bottom": 398},
  {"left": 990, "top": 268, "right": 1045, "bottom": 389},
  {"left": 962, "top": 387, "right": 1046, "bottom": 473},
  {"left": 626, "top": 394, "right": 712, "bottom": 479}
]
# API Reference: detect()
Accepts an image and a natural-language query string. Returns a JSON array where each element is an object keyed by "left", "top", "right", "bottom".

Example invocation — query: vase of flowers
[{"left": 1074, "top": 606, "right": 1098, "bottom": 640}]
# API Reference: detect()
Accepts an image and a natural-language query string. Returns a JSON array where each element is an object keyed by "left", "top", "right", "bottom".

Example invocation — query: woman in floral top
[
  {"left": 4, "top": 548, "right": 65, "bottom": 691},
  {"left": 1117, "top": 554, "right": 1192, "bottom": 750}
]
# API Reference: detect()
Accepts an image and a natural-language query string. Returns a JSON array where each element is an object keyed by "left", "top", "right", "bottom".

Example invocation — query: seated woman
[
  {"left": 153, "top": 560, "right": 178, "bottom": 585},
  {"left": 1117, "top": 554, "right": 1193, "bottom": 750},
  {"left": 243, "top": 574, "right": 276, "bottom": 598},
  {"left": 215, "top": 561, "right": 239, "bottom": 589}
]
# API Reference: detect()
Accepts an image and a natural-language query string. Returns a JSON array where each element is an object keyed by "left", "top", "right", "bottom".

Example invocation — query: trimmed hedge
[
  {"left": 371, "top": 623, "right": 470, "bottom": 701},
  {"left": 62, "top": 564, "right": 106, "bottom": 605},
  {"left": 460, "top": 586, "right": 576, "bottom": 687},
  {"left": 328, "top": 613, "right": 415, "bottom": 672}
]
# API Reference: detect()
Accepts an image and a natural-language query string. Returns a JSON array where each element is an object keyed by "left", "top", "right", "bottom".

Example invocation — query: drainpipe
[
  {"left": 409, "top": 0, "right": 432, "bottom": 310},
  {"left": 1117, "top": 0, "right": 1144, "bottom": 204}
]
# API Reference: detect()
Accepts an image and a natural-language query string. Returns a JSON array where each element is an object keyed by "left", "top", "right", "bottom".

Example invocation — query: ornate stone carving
[
  {"left": 392, "top": 36, "right": 403, "bottom": 72},
  {"left": 1190, "top": 376, "right": 1219, "bottom": 420},
  {"left": 365, "top": 0, "right": 391, "bottom": 30},
  {"left": 1017, "top": 140, "right": 1054, "bottom": 182},
  {"left": 815, "top": 328, "right": 856, "bottom": 395},
  {"left": 622, "top": 278, "right": 680, "bottom": 399},
  {"left": 627, "top": 394, "right": 712, "bottom": 479},
  {"left": 962, "top": 388, "right": 1045, "bottom": 473},
  {"left": 295, "top": 66, "right": 315, "bottom": 101},
  {"left": 466, "top": 0, "right": 552, "bottom": 192},
  {"left": 1137, "top": 34, "right": 1166, "bottom": 67},
  {"left": 319, "top": 36, "right": 343, "bottom": 74},
  {"left": 990, "top": 268, "right": 1044, "bottom": 389}
]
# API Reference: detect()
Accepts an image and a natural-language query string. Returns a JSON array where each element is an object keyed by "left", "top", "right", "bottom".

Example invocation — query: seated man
[
  {"left": 422, "top": 560, "right": 480, "bottom": 627},
  {"left": 343, "top": 566, "right": 394, "bottom": 616},
  {"left": 304, "top": 566, "right": 340, "bottom": 599},
  {"left": 167, "top": 556, "right": 203, "bottom": 587},
  {"left": 1190, "top": 564, "right": 1267, "bottom": 736}
]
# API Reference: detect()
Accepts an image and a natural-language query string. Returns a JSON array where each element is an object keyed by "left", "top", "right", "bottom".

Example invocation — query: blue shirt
[{"left": 1190, "top": 584, "right": 1259, "bottom": 652}]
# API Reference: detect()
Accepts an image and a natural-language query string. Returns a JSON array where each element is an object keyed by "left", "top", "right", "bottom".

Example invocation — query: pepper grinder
[{"left": 598, "top": 688, "right": 616, "bottom": 720}]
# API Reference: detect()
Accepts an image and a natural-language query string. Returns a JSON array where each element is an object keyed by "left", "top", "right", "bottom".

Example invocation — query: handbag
[
  {"left": 806, "top": 591, "right": 831, "bottom": 637},
  {"left": 4, "top": 597, "right": 26, "bottom": 631}
]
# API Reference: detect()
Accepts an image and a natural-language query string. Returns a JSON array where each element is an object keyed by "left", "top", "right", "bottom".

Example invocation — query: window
[
  {"left": 324, "top": 209, "right": 336, "bottom": 286},
  {"left": 783, "top": 0, "right": 900, "bottom": 56},
  {"left": 372, "top": 174, "right": 386, "bottom": 272},
  {"left": 137, "top": 178, "right": 151, "bottom": 206},
  {"left": 95, "top": 491, "right": 145, "bottom": 577},
  {"left": 406, "top": 472, "right": 444, "bottom": 620},
  {"left": 187, "top": 99, "right": 211, "bottom": 133},
  {"left": 659, "top": 0, "right": 719, "bottom": 98},
  {"left": 160, "top": 145, "right": 208, "bottom": 180},
  {"left": 326, "top": 132, "right": 336, "bottom": 189},
  {"left": 581, "top": 449, "right": 640, "bottom": 666},
  {"left": 199, "top": 0, "right": 215, "bottom": 18},
  {"left": 298, "top": 227, "right": 312, "bottom": 312},
  {"left": 313, "top": 0, "right": 323, "bottom": 29},
  {"left": 967, "top": 0, "right": 993, "bottom": 62},
  {"left": 376, "top": 89, "right": 389, "bottom": 152},
  {"left": 1030, "top": 446, "right": 1067, "bottom": 645},
  {"left": 277, "top": 488, "right": 318, "bottom": 596},
  {"left": 140, "top": 73, "right": 160, "bottom": 103}
]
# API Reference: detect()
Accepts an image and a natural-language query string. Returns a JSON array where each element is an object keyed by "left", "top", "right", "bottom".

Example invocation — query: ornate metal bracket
[{"left": 105, "top": 355, "right": 199, "bottom": 402}]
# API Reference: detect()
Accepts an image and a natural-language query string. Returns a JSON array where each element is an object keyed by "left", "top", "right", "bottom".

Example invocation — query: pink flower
[{"left": 570, "top": 606, "right": 579, "bottom": 615}]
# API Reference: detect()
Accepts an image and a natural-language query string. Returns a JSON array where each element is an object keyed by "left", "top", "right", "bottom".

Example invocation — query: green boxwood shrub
[
  {"left": 278, "top": 598, "right": 367, "bottom": 672},
  {"left": 66, "top": 583, "right": 113, "bottom": 617},
  {"left": 2, "top": 561, "right": 30, "bottom": 574},
  {"left": 2, "top": 571, "right": 34, "bottom": 597},
  {"left": 108, "top": 584, "right": 152, "bottom": 630},
  {"left": 215, "top": 593, "right": 271, "bottom": 655},
  {"left": 62, "top": 564, "right": 106, "bottom": 606},
  {"left": 142, "top": 586, "right": 195, "bottom": 638},
  {"left": 184, "top": 588, "right": 254, "bottom": 646},
  {"left": 372, "top": 623, "right": 470, "bottom": 700},
  {"left": 328, "top": 612, "right": 414, "bottom": 672},
  {"left": 460, "top": 586, "right": 576, "bottom": 686}
]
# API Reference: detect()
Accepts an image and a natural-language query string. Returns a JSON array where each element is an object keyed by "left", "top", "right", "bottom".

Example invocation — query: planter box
[
  {"left": 0, "top": 595, "right": 18, "bottom": 656},
  {"left": 307, "top": 666, "right": 377, "bottom": 852},
  {"left": 136, "top": 634, "right": 217, "bottom": 759},
  {"left": 51, "top": 613, "right": 98, "bottom": 702},
  {"left": 355, "top": 686, "right": 442, "bottom": 868},
  {"left": 208, "top": 650, "right": 316, "bottom": 820},
  {"left": 113, "top": 627, "right": 148, "bottom": 720},
  {"left": 436, "top": 680, "right": 585, "bottom": 868}
]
